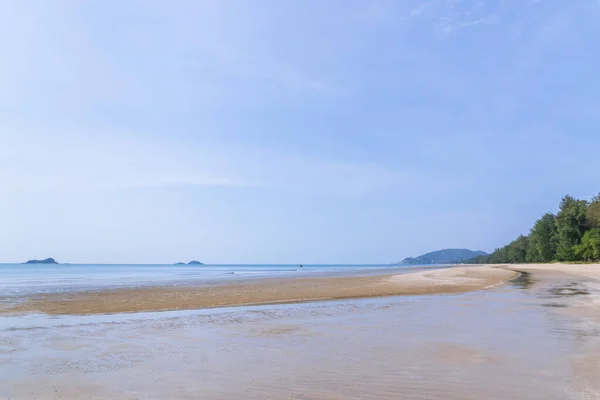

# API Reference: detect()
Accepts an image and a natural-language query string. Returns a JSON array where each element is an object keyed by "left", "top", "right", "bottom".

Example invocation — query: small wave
[{"left": 229, "top": 269, "right": 299, "bottom": 276}]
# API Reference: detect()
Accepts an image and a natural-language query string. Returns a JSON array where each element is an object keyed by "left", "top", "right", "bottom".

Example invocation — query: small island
[
  {"left": 174, "top": 262, "right": 186, "bottom": 265},
  {"left": 24, "top": 258, "right": 58, "bottom": 264}
]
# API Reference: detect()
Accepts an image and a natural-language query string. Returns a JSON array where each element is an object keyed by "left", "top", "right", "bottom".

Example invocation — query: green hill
[{"left": 399, "top": 249, "right": 487, "bottom": 265}]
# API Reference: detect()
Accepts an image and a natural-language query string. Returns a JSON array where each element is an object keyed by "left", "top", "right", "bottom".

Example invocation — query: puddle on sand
[
  {"left": 550, "top": 286, "right": 590, "bottom": 297},
  {"left": 543, "top": 280, "right": 592, "bottom": 309},
  {"left": 510, "top": 270, "right": 593, "bottom": 309}
]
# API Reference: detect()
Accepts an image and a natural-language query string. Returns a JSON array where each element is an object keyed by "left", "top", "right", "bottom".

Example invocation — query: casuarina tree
[
  {"left": 526, "top": 213, "right": 557, "bottom": 262},
  {"left": 555, "top": 196, "right": 589, "bottom": 261}
]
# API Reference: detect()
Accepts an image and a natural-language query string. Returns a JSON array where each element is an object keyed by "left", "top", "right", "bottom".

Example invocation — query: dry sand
[
  {"left": 497, "top": 263, "right": 600, "bottom": 280},
  {"left": 4, "top": 266, "right": 518, "bottom": 315}
]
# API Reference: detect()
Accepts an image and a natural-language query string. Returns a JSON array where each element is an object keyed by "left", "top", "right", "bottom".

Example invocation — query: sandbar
[{"left": 4, "top": 266, "right": 518, "bottom": 315}]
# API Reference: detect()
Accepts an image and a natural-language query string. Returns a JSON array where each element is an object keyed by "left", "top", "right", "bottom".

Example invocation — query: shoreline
[
  {"left": 4, "top": 263, "right": 598, "bottom": 316},
  {"left": 3, "top": 266, "right": 517, "bottom": 316}
]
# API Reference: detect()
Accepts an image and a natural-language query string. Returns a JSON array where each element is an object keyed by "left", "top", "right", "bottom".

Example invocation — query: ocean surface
[{"left": 0, "top": 263, "right": 429, "bottom": 297}]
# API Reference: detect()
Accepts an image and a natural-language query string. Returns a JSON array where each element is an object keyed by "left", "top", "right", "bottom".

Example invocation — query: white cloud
[{"left": 438, "top": 14, "right": 499, "bottom": 34}]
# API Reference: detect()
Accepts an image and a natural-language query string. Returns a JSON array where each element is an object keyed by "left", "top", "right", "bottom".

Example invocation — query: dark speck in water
[{"left": 541, "top": 303, "right": 569, "bottom": 308}]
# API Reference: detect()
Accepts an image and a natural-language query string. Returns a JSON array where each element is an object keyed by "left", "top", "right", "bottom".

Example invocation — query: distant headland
[
  {"left": 399, "top": 249, "right": 487, "bottom": 265},
  {"left": 24, "top": 258, "right": 58, "bottom": 264},
  {"left": 174, "top": 261, "right": 205, "bottom": 265}
]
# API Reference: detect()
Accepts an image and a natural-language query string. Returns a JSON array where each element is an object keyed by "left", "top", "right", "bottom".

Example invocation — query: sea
[{"left": 0, "top": 263, "right": 430, "bottom": 298}]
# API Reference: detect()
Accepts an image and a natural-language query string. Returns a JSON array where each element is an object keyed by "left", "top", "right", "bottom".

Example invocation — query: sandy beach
[
  {"left": 3, "top": 266, "right": 518, "bottom": 315},
  {"left": 2, "top": 263, "right": 600, "bottom": 399}
]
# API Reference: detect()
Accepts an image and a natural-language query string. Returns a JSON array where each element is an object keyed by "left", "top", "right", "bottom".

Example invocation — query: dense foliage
[{"left": 469, "top": 194, "right": 600, "bottom": 264}]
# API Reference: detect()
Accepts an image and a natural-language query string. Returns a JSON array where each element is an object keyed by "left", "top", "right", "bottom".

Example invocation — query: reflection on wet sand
[
  {"left": 1, "top": 268, "right": 600, "bottom": 399},
  {"left": 508, "top": 268, "right": 600, "bottom": 398},
  {"left": 509, "top": 270, "right": 536, "bottom": 289}
]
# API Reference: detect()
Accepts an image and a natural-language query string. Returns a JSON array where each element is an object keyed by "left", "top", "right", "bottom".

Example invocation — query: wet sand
[
  {"left": 3, "top": 267, "right": 517, "bottom": 315},
  {"left": 2, "top": 266, "right": 600, "bottom": 399}
]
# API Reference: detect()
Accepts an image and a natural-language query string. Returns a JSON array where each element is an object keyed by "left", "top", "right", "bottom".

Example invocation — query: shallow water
[
  {"left": 1, "top": 272, "right": 599, "bottom": 399},
  {"left": 0, "top": 263, "right": 426, "bottom": 298}
]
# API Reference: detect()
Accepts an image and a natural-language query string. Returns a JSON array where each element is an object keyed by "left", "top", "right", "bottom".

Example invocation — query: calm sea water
[{"left": 0, "top": 263, "right": 424, "bottom": 297}]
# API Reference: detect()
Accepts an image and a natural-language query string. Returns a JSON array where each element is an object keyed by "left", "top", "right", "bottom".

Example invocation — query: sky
[{"left": 1, "top": 0, "right": 600, "bottom": 264}]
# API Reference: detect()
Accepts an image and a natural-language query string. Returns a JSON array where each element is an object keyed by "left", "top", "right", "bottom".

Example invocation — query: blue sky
[{"left": 1, "top": 0, "right": 599, "bottom": 264}]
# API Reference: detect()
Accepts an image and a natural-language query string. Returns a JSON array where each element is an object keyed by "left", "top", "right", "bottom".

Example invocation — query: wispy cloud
[
  {"left": 0, "top": 125, "right": 415, "bottom": 199},
  {"left": 204, "top": 41, "right": 339, "bottom": 96},
  {"left": 0, "top": 129, "right": 244, "bottom": 192},
  {"left": 438, "top": 14, "right": 499, "bottom": 34},
  {"left": 436, "top": 0, "right": 502, "bottom": 34}
]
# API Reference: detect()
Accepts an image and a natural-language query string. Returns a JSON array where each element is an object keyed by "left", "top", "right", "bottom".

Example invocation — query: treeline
[{"left": 469, "top": 194, "right": 600, "bottom": 264}]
